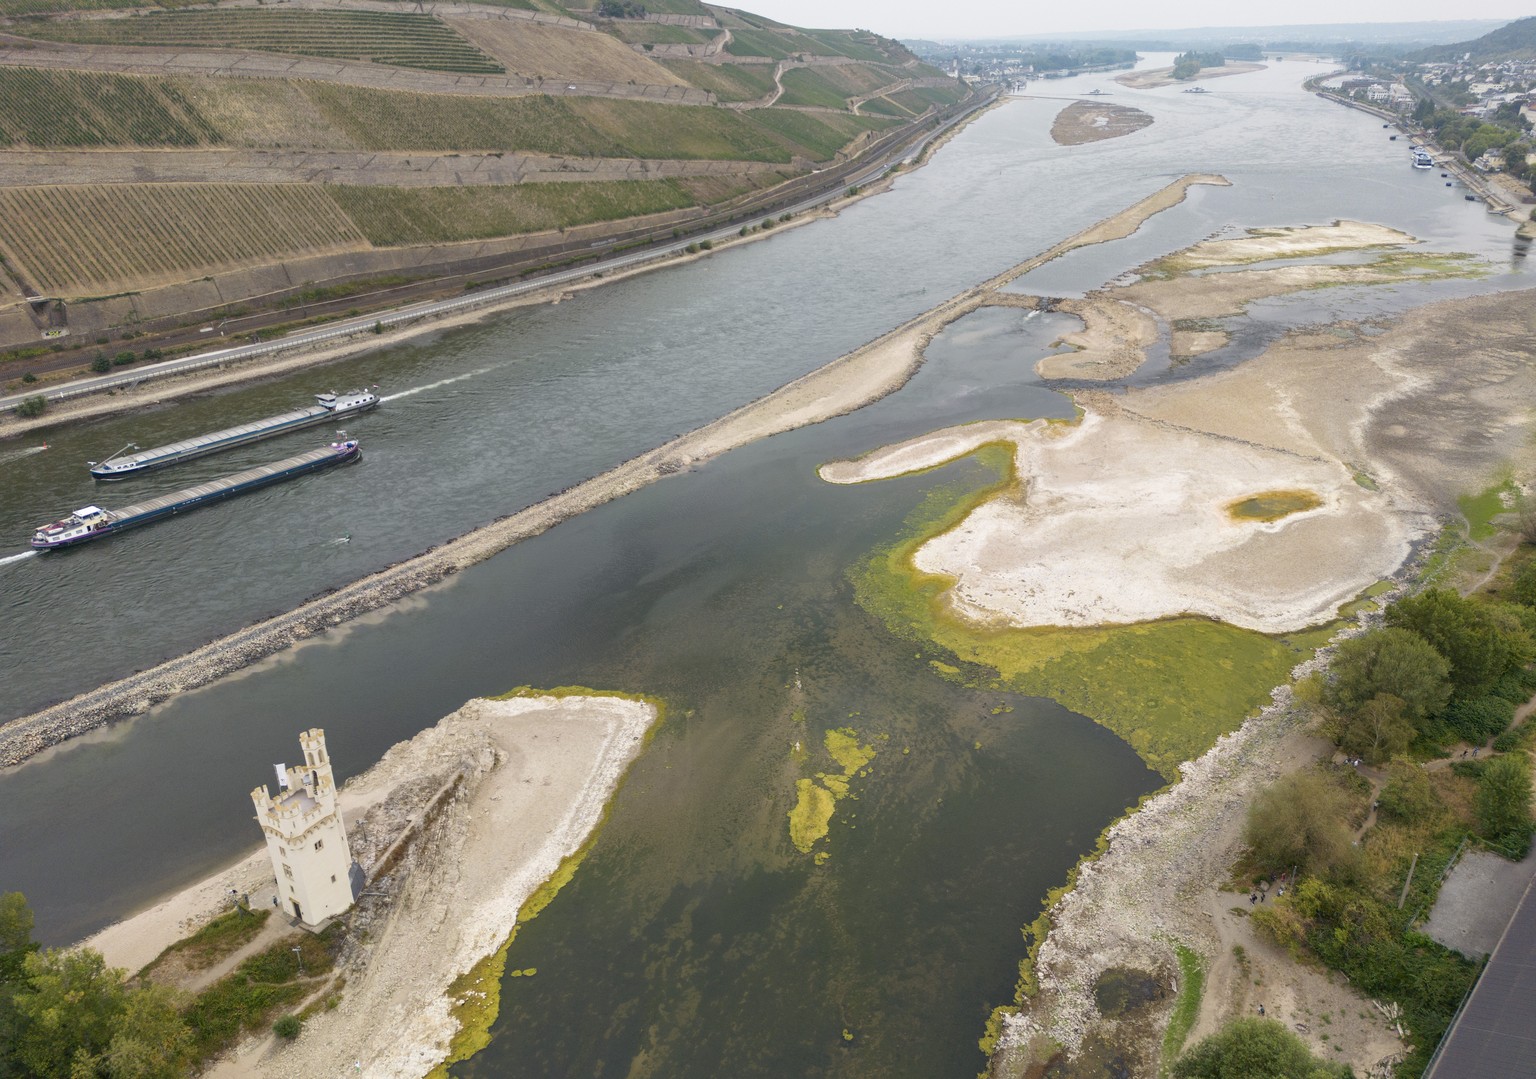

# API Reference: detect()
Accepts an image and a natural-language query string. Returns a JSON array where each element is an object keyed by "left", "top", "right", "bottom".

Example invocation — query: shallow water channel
[{"left": 0, "top": 55, "right": 1530, "bottom": 1076}]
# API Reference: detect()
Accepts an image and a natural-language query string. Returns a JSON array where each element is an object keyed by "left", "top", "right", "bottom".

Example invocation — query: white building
[{"left": 252, "top": 728, "right": 357, "bottom": 926}]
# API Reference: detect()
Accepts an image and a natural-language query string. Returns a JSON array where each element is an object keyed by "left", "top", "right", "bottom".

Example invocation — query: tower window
[{"left": 314, "top": 839, "right": 324, "bottom": 851}]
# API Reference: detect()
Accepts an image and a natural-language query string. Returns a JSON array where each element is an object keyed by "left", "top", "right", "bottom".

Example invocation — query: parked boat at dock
[
  {"left": 89, "top": 389, "right": 377, "bottom": 480},
  {"left": 33, "top": 440, "right": 360, "bottom": 550}
]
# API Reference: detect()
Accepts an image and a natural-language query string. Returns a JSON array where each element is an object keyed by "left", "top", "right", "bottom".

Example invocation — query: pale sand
[
  {"left": 88, "top": 694, "right": 655, "bottom": 1079},
  {"left": 1115, "top": 61, "right": 1266, "bottom": 90},
  {"left": 1049, "top": 100, "right": 1153, "bottom": 146},
  {"left": 1036, "top": 296, "right": 1158, "bottom": 380},
  {"left": 821, "top": 409, "right": 1407, "bottom": 633},
  {"left": 1161, "top": 220, "right": 1416, "bottom": 268}
]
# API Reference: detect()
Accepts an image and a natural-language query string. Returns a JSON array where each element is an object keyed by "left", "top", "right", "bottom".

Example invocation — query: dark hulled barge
[
  {"left": 33, "top": 439, "right": 361, "bottom": 550},
  {"left": 89, "top": 389, "right": 377, "bottom": 480}
]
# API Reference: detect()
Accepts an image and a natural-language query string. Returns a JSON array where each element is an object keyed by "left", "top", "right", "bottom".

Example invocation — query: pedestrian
[
  {"left": 1258, "top": 1003, "right": 1265, "bottom": 1016},
  {"left": 1250, "top": 893, "right": 1258, "bottom": 905},
  {"left": 1473, "top": 747, "right": 1480, "bottom": 757}
]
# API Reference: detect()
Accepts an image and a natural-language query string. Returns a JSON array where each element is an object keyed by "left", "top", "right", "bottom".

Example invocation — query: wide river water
[{"left": 0, "top": 55, "right": 1530, "bottom": 1076}]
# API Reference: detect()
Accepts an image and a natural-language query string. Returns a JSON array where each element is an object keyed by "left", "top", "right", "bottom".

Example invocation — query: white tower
[{"left": 252, "top": 728, "right": 355, "bottom": 926}]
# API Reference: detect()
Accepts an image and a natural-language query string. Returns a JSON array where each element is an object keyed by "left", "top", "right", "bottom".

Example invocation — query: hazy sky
[{"left": 746, "top": 1, "right": 1529, "bottom": 39}]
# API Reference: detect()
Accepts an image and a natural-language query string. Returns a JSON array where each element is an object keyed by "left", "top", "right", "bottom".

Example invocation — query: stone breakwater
[{"left": 0, "top": 173, "right": 1230, "bottom": 768}]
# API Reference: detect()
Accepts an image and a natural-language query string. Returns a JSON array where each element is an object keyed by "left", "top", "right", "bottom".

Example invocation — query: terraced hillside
[{"left": 0, "top": 0, "right": 975, "bottom": 363}]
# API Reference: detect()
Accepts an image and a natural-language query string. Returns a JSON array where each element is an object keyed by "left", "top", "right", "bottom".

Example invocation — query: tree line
[
  {"left": 0, "top": 893, "right": 193, "bottom": 1079},
  {"left": 1230, "top": 566, "right": 1536, "bottom": 1071}
]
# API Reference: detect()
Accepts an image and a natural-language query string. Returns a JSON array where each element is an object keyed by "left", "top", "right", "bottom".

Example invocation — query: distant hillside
[
  {"left": 937, "top": 19, "right": 1505, "bottom": 49},
  {"left": 0, "top": 0, "right": 975, "bottom": 364},
  {"left": 1412, "top": 16, "right": 1536, "bottom": 62}
]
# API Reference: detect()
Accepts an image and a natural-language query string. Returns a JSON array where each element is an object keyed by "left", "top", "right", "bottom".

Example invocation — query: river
[{"left": 0, "top": 54, "right": 1529, "bottom": 1076}]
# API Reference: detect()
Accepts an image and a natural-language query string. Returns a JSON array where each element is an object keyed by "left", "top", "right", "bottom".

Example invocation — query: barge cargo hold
[
  {"left": 33, "top": 439, "right": 360, "bottom": 551},
  {"left": 89, "top": 389, "right": 377, "bottom": 480}
]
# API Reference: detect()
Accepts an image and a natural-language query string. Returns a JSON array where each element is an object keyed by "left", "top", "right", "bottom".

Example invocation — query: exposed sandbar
[
  {"left": 822, "top": 407, "right": 1407, "bottom": 633},
  {"left": 1115, "top": 61, "right": 1266, "bottom": 89},
  {"left": 87, "top": 693, "right": 655, "bottom": 1079},
  {"left": 1050, "top": 100, "right": 1153, "bottom": 145},
  {"left": 1036, "top": 296, "right": 1157, "bottom": 380}
]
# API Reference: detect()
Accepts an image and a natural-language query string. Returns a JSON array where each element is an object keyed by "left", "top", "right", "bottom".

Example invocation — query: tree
[
  {"left": 101, "top": 984, "right": 193, "bottom": 1079},
  {"left": 1386, "top": 589, "right": 1521, "bottom": 696},
  {"left": 1244, "top": 770, "right": 1359, "bottom": 880},
  {"left": 1325, "top": 627, "right": 1451, "bottom": 723},
  {"left": 1173, "top": 1016, "right": 1353, "bottom": 1078},
  {"left": 0, "top": 893, "right": 35, "bottom": 983},
  {"left": 1377, "top": 759, "right": 1440, "bottom": 824},
  {"left": 9, "top": 950, "right": 127, "bottom": 1079},
  {"left": 5, "top": 946, "right": 192, "bottom": 1079},
  {"left": 1476, "top": 752, "right": 1535, "bottom": 852},
  {"left": 1339, "top": 694, "right": 1414, "bottom": 764}
]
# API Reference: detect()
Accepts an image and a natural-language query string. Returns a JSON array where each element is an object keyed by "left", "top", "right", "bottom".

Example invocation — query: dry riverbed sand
[
  {"left": 88, "top": 694, "right": 655, "bottom": 1078},
  {"left": 821, "top": 220, "right": 1536, "bottom": 1075},
  {"left": 1049, "top": 100, "right": 1154, "bottom": 146}
]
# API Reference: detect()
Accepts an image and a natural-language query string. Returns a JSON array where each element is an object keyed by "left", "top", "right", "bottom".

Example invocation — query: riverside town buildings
[{"left": 252, "top": 728, "right": 358, "bottom": 926}]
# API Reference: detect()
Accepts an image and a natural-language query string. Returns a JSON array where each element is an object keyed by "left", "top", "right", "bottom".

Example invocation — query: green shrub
[
  {"left": 90, "top": 355, "right": 111, "bottom": 373},
  {"left": 1378, "top": 760, "right": 1442, "bottom": 823},
  {"left": 1443, "top": 695, "right": 1515, "bottom": 743},
  {"left": 1476, "top": 751, "right": 1534, "bottom": 852},
  {"left": 273, "top": 1014, "right": 301, "bottom": 1039},
  {"left": 1173, "top": 1016, "right": 1350, "bottom": 1078},
  {"left": 14, "top": 394, "right": 46, "bottom": 418},
  {"left": 1492, "top": 727, "right": 1526, "bottom": 753},
  {"left": 20, "top": 371, "right": 36, "bottom": 383},
  {"left": 112, "top": 350, "right": 136, "bottom": 366},
  {"left": 1488, "top": 672, "right": 1532, "bottom": 704}
]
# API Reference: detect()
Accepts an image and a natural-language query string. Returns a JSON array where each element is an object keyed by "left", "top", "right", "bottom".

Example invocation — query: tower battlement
[{"left": 251, "top": 728, "right": 356, "bottom": 926}]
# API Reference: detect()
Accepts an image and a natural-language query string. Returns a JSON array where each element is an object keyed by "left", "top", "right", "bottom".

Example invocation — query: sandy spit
[
  {"left": 820, "top": 406, "right": 1408, "bottom": 633},
  {"left": 86, "top": 694, "right": 655, "bottom": 1078},
  {"left": 0, "top": 173, "right": 1231, "bottom": 769},
  {"left": 1115, "top": 61, "right": 1267, "bottom": 90}
]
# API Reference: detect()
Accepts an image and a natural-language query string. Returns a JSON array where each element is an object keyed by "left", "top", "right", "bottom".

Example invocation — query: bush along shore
[{"left": 1236, "top": 553, "right": 1536, "bottom": 1075}]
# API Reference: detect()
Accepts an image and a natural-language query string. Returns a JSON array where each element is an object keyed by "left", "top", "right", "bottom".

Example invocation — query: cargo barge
[
  {"left": 89, "top": 389, "right": 377, "bottom": 480},
  {"left": 33, "top": 439, "right": 360, "bottom": 551}
]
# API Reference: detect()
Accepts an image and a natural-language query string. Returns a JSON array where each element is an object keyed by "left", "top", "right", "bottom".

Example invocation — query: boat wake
[
  {"left": 379, "top": 366, "right": 498, "bottom": 403},
  {"left": 0, "top": 550, "right": 37, "bottom": 567},
  {"left": 0, "top": 445, "right": 48, "bottom": 465}
]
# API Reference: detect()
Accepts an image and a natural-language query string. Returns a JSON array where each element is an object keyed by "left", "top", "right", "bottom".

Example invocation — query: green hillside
[
  {"left": 1413, "top": 16, "right": 1536, "bottom": 62},
  {"left": 0, "top": 0, "right": 975, "bottom": 357},
  {"left": 15, "top": 9, "right": 507, "bottom": 74}
]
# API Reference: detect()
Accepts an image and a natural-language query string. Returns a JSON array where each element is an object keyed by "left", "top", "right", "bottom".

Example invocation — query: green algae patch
[
  {"left": 1458, "top": 476, "right": 1515, "bottom": 541},
  {"left": 787, "top": 727, "right": 880, "bottom": 855},
  {"left": 429, "top": 686, "right": 666, "bottom": 1077},
  {"left": 1225, "top": 488, "right": 1321, "bottom": 522},
  {"left": 825, "top": 727, "right": 876, "bottom": 774},
  {"left": 849, "top": 452, "right": 1309, "bottom": 780},
  {"left": 789, "top": 778, "right": 837, "bottom": 853}
]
